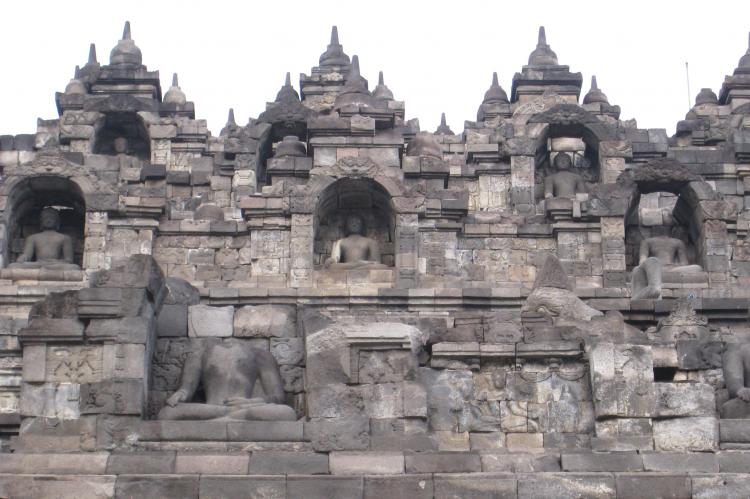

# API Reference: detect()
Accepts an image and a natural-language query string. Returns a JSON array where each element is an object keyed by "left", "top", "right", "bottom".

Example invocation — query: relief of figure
[
  {"left": 324, "top": 214, "right": 386, "bottom": 270},
  {"left": 721, "top": 342, "right": 750, "bottom": 419},
  {"left": 544, "top": 152, "right": 587, "bottom": 199},
  {"left": 158, "top": 338, "right": 297, "bottom": 421},
  {"left": 9, "top": 207, "right": 79, "bottom": 270},
  {"left": 631, "top": 228, "right": 702, "bottom": 300}
]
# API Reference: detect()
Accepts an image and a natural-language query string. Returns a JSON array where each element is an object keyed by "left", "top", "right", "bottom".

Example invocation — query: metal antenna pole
[{"left": 685, "top": 62, "right": 692, "bottom": 109}]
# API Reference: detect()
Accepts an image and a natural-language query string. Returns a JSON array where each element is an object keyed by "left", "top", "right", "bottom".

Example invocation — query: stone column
[
  {"left": 395, "top": 214, "right": 418, "bottom": 288},
  {"left": 510, "top": 155, "right": 535, "bottom": 214}
]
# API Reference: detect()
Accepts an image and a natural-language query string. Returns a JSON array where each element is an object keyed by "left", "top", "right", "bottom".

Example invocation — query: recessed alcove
[
  {"left": 4, "top": 176, "right": 85, "bottom": 268},
  {"left": 313, "top": 178, "right": 395, "bottom": 268},
  {"left": 625, "top": 191, "right": 699, "bottom": 270},
  {"left": 93, "top": 112, "right": 150, "bottom": 159}
]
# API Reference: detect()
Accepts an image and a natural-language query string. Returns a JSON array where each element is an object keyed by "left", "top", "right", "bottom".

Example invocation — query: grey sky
[{"left": 2, "top": 0, "right": 749, "bottom": 136}]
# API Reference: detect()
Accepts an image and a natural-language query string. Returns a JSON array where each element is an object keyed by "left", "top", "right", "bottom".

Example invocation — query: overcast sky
[{"left": 1, "top": 0, "right": 749, "bottom": 137}]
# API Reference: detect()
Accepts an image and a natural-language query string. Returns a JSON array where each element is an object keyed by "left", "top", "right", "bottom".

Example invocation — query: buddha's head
[
  {"left": 344, "top": 214, "right": 365, "bottom": 236},
  {"left": 40, "top": 207, "right": 61, "bottom": 231},
  {"left": 113, "top": 136, "right": 129, "bottom": 154},
  {"left": 553, "top": 152, "right": 573, "bottom": 170}
]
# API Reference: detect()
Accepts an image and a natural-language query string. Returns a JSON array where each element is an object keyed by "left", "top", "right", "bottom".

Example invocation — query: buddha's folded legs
[
  {"left": 157, "top": 402, "right": 230, "bottom": 420},
  {"left": 158, "top": 402, "right": 296, "bottom": 421}
]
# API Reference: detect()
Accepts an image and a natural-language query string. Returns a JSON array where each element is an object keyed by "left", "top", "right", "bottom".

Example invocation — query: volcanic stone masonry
[{"left": 2, "top": 21, "right": 750, "bottom": 498}]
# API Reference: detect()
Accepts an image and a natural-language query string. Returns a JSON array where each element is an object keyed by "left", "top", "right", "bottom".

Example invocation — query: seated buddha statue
[
  {"left": 324, "top": 214, "right": 386, "bottom": 270},
  {"left": 544, "top": 152, "right": 587, "bottom": 199},
  {"left": 9, "top": 207, "right": 79, "bottom": 270},
  {"left": 158, "top": 338, "right": 297, "bottom": 421},
  {"left": 631, "top": 228, "right": 702, "bottom": 300}
]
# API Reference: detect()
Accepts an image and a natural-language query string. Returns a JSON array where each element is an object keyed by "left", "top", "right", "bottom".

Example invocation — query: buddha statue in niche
[
  {"left": 630, "top": 226, "right": 702, "bottom": 300},
  {"left": 9, "top": 207, "right": 79, "bottom": 270},
  {"left": 722, "top": 341, "right": 750, "bottom": 418},
  {"left": 544, "top": 152, "right": 587, "bottom": 199},
  {"left": 158, "top": 338, "right": 297, "bottom": 421},
  {"left": 113, "top": 136, "right": 130, "bottom": 155},
  {"left": 324, "top": 213, "right": 386, "bottom": 270}
]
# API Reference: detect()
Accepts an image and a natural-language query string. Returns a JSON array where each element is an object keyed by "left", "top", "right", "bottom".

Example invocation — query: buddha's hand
[
  {"left": 225, "top": 397, "right": 265, "bottom": 407},
  {"left": 165, "top": 389, "right": 188, "bottom": 407},
  {"left": 737, "top": 387, "right": 750, "bottom": 402}
]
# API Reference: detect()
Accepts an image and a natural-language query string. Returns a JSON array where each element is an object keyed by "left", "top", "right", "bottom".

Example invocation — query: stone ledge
[{"left": 0, "top": 470, "right": 749, "bottom": 498}]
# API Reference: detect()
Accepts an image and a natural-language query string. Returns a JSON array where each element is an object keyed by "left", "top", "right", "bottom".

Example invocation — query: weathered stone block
[
  {"left": 199, "top": 476, "right": 286, "bottom": 499},
  {"left": 20, "top": 382, "right": 80, "bottom": 419},
  {"left": 175, "top": 453, "right": 249, "bottom": 474},
  {"left": 0, "top": 475, "right": 116, "bottom": 499},
  {"left": 654, "top": 382, "right": 715, "bottom": 417},
  {"left": 287, "top": 476, "right": 363, "bottom": 499},
  {"left": 157, "top": 304, "right": 188, "bottom": 337},
  {"left": 248, "top": 451, "right": 328, "bottom": 474},
  {"left": 107, "top": 452, "right": 176, "bottom": 474},
  {"left": 305, "top": 417, "right": 369, "bottom": 451},
  {"left": 719, "top": 419, "right": 750, "bottom": 443},
  {"left": 329, "top": 451, "right": 405, "bottom": 474},
  {"left": 188, "top": 305, "right": 234, "bottom": 337},
  {"left": 692, "top": 476, "right": 750, "bottom": 498},
  {"left": 641, "top": 451, "right": 718, "bottom": 472},
  {"left": 590, "top": 343, "right": 655, "bottom": 418},
  {"left": 233, "top": 305, "right": 296, "bottom": 337},
  {"left": 615, "top": 473, "right": 690, "bottom": 499},
  {"left": 365, "top": 474, "right": 433, "bottom": 499},
  {"left": 561, "top": 451, "right": 643, "bottom": 472},
  {"left": 404, "top": 451, "right": 481, "bottom": 473},
  {"left": 517, "top": 473, "right": 615, "bottom": 498},
  {"left": 115, "top": 475, "right": 199, "bottom": 499},
  {"left": 653, "top": 416, "right": 718, "bottom": 451}
]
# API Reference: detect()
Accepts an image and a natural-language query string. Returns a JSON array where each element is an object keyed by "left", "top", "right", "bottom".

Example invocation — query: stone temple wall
[{"left": 1, "top": 21, "right": 750, "bottom": 498}]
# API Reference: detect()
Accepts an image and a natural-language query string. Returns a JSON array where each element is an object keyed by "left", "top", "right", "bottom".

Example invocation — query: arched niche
[
  {"left": 3, "top": 176, "right": 85, "bottom": 267},
  {"left": 92, "top": 112, "right": 150, "bottom": 159},
  {"left": 619, "top": 158, "right": 735, "bottom": 273},
  {"left": 625, "top": 191, "right": 698, "bottom": 269},
  {"left": 313, "top": 178, "right": 396, "bottom": 268},
  {"left": 527, "top": 105, "right": 613, "bottom": 205}
]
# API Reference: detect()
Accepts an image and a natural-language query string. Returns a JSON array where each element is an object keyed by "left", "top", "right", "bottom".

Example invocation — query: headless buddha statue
[{"left": 158, "top": 338, "right": 296, "bottom": 421}]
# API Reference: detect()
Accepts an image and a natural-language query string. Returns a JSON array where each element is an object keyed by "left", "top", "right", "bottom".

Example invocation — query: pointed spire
[
  {"left": 331, "top": 25, "right": 340, "bottom": 46},
  {"left": 339, "top": 54, "right": 368, "bottom": 95},
  {"left": 737, "top": 31, "right": 750, "bottom": 71},
  {"left": 538, "top": 26, "right": 546, "bottom": 46},
  {"left": 482, "top": 72, "right": 508, "bottom": 105},
  {"left": 435, "top": 112, "right": 454, "bottom": 135},
  {"left": 65, "top": 66, "right": 86, "bottom": 95},
  {"left": 275, "top": 72, "right": 300, "bottom": 102},
  {"left": 351, "top": 55, "right": 360, "bottom": 75},
  {"left": 110, "top": 20, "right": 142, "bottom": 66},
  {"left": 319, "top": 25, "right": 350, "bottom": 66},
  {"left": 528, "top": 25, "right": 558, "bottom": 66},
  {"left": 163, "top": 72, "right": 187, "bottom": 105},
  {"left": 372, "top": 70, "right": 394, "bottom": 99},
  {"left": 88, "top": 43, "right": 97, "bottom": 65},
  {"left": 582, "top": 75, "right": 609, "bottom": 105},
  {"left": 227, "top": 108, "right": 236, "bottom": 126}
]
